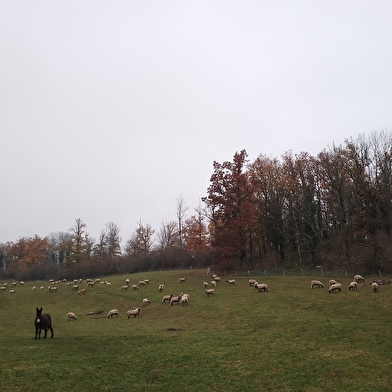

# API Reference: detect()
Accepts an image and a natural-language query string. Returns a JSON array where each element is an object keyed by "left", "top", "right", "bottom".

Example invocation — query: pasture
[{"left": 0, "top": 270, "right": 391, "bottom": 391}]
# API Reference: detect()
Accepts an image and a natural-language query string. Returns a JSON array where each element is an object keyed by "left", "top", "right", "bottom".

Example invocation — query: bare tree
[
  {"left": 176, "top": 195, "right": 188, "bottom": 249},
  {"left": 157, "top": 221, "right": 179, "bottom": 251},
  {"left": 124, "top": 219, "right": 155, "bottom": 256}
]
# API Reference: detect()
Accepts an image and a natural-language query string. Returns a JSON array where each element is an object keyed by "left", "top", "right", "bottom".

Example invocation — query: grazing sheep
[
  {"left": 328, "top": 283, "right": 342, "bottom": 293},
  {"left": 170, "top": 294, "right": 183, "bottom": 305},
  {"left": 372, "top": 282, "right": 379, "bottom": 292},
  {"left": 162, "top": 294, "right": 173, "bottom": 304},
  {"left": 131, "top": 284, "right": 140, "bottom": 291},
  {"left": 213, "top": 276, "right": 221, "bottom": 282},
  {"left": 205, "top": 289, "right": 215, "bottom": 296},
  {"left": 142, "top": 298, "right": 151, "bottom": 307},
  {"left": 203, "top": 281, "right": 209, "bottom": 288},
  {"left": 88, "top": 281, "right": 95, "bottom": 287},
  {"left": 39, "top": 286, "right": 45, "bottom": 290},
  {"left": 158, "top": 284, "right": 165, "bottom": 292},
  {"left": 48, "top": 286, "right": 58, "bottom": 293},
  {"left": 19, "top": 281, "right": 25, "bottom": 286},
  {"left": 121, "top": 285, "right": 129, "bottom": 291},
  {"left": 67, "top": 312, "right": 77, "bottom": 321},
  {"left": 354, "top": 274, "right": 365, "bottom": 283},
  {"left": 138, "top": 280, "right": 147, "bottom": 287},
  {"left": 329, "top": 279, "right": 338, "bottom": 287},
  {"left": 126, "top": 307, "right": 141, "bottom": 318},
  {"left": 125, "top": 278, "right": 130, "bottom": 284},
  {"left": 0, "top": 286, "right": 6, "bottom": 291},
  {"left": 11, "top": 282, "right": 17, "bottom": 287},
  {"left": 248, "top": 279, "right": 257, "bottom": 286},
  {"left": 348, "top": 281, "right": 358, "bottom": 291},
  {"left": 210, "top": 280, "right": 217, "bottom": 287},
  {"left": 9, "top": 289, "right": 15, "bottom": 293},
  {"left": 311, "top": 280, "right": 324, "bottom": 289},
  {"left": 226, "top": 279, "right": 236, "bottom": 286},
  {"left": 181, "top": 293, "right": 190, "bottom": 305},
  {"left": 107, "top": 309, "right": 119, "bottom": 318},
  {"left": 255, "top": 283, "right": 269, "bottom": 292},
  {"left": 143, "top": 279, "right": 150, "bottom": 285},
  {"left": 72, "top": 284, "right": 79, "bottom": 291},
  {"left": 179, "top": 277, "right": 186, "bottom": 283},
  {"left": 32, "top": 286, "right": 36, "bottom": 290},
  {"left": 78, "top": 288, "right": 86, "bottom": 295}
]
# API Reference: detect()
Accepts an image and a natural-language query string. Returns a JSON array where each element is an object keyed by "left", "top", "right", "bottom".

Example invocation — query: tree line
[{"left": 2, "top": 130, "right": 392, "bottom": 281}]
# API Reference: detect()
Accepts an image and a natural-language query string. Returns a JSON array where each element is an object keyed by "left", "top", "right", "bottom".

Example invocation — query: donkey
[{"left": 34, "top": 307, "right": 54, "bottom": 339}]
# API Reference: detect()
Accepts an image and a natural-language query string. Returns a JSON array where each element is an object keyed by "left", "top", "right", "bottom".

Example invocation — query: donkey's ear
[
  {"left": 39, "top": 307, "right": 42, "bottom": 311},
  {"left": 36, "top": 307, "right": 39, "bottom": 312}
]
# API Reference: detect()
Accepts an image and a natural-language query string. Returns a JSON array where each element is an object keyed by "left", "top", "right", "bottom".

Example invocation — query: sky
[{"left": 1, "top": 1, "right": 392, "bottom": 246}]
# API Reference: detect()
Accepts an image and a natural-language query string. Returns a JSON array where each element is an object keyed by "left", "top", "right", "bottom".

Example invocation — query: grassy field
[{"left": 0, "top": 270, "right": 391, "bottom": 391}]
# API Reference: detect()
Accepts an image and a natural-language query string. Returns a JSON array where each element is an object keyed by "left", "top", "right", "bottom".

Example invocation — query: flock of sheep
[
  {"left": 0, "top": 272, "right": 383, "bottom": 330},
  {"left": 310, "top": 274, "right": 380, "bottom": 293}
]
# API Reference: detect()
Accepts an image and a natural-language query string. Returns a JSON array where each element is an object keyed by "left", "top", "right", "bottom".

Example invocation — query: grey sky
[{"left": 1, "top": 1, "right": 391, "bottom": 245}]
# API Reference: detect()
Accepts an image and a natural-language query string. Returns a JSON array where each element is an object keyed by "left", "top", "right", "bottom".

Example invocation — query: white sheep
[
  {"left": 9, "top": 289, "right": 15, "bottom": 293},
  {"left": 371, "top": 282, "right": 379, "bottom": 292},
  {"left": 210, "top": 280, "right": 217, "bottom": 287},
  {"left": 354, "top": 274, "right": 365, "bottom": 283},
  {"left": 138, "top": 280, "right": 147, "bottom": 286},
  {"left": 311, "top": 280, "right": 324, "bottom": 289},
  {"left": 32, "top": 286, "right": 36, "bottom": 290},
  {"left": 72, "top": 284, "right": 79, "bottom": 290},
  {"left": 328, "top": 283, "right": 342, "bottom": 293},
  {"left": 78, "top": 288, "right": 86, "bottom": 295},
  {"left": 0, "top": 286, "right": 6, "bottom": 291},
  {"left": 126, "top": 307, "right": 141, "bottom": 318},
  {"left": 226, "top": 279, "right": 236, "bottom": 285},
  {"left": 203, "top": 282, "right": 209, "bottom": 288},
  {"left": 67, "top": 312, "right": 77, "bottom": 320},
  {"left": 170, "top": 294, "right": 183, "bottom": 305},
  {"left": 328, "top": 279, "right": 338, "bottom": 287},
  {"left": 125, "top": 278, "right": 130, "bottom": 284},
  {"left": 248, "top": 279, "right": 257, "bottom": 286},
  {"left": 107, "top": 309, "right": 119, "bottom": 318},
  {"left": 205, "top": 289, "right": 215, "bottom": 296},
  {"left": 143, "top": 279, "right": 150, "bottom": 285},
  {"left": 158, "top": 284, "right": 165, "bottom": 292},
  {"left": 161, "top": 294, "right": 172, "bottom": 304},
  {"left": 48, "top": 286, "right": 58, "bottom": 293},
  {"left": 255, "top": 283, "right": 269, "bottom": 292},
  {"left": 213, "top": 276, "right": 221, "bottom": 282},
  {"left": 131, "top": 284, "right": 140, "bottom": 291},
  {"left": 121, "top": 285, "right": 129, "bottom": 291},
  {"left": 348, "top": 281, "right": 358, "bottom": 291},
  {"left": 181, "top": 293, "right": 190, "bottom": 305},
  {"left": 142, "top": 298, "right": 151, "bottom": 307},
  {"left": 179, "top": 277, "right": 186, "bottom": 283}
]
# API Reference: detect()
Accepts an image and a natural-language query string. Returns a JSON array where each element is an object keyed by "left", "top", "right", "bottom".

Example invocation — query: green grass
[{"left": 0, "top": 270, "right": 391, "bottom": 391}]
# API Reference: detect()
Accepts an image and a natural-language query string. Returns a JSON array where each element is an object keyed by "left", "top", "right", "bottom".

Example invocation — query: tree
[
  {"left": 124, "top": 220, "right": 155, "bottom": 256},
  {"left": 157, "top": 221, "right": 179, "bottom": 251},
  {"left": 176, "top": 195, "right": 188, "bottom": 250},
  {"left": 202, "top": 150, "right": 255, "bottom": 267},
  {"left": 63, "top": 218, "right": 92, "bottom": 266}
]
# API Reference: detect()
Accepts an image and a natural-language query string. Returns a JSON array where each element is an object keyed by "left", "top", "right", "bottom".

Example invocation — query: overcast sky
[{"left": 1, "top": 1, "right": 391, "bottom": 245}]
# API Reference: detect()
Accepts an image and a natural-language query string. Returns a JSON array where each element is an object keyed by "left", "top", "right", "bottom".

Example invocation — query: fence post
[
  {"left": 282, "top": 269, "right": 286, "bottom": 276},
  {"left": 320, "top": 269, "right": 324, "bottom": 277}
]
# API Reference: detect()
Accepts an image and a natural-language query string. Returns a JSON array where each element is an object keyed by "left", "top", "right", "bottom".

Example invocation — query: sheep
[
  {"left": 48, "top": 286, "right": 58, "bottom": 293},
  {"left": 354, "top": 274, "right": 365, "bottom": 283},
  {"left": 170, "top": 294, "right": 183, "bottom": 305},
  {"left": 107, "top": 309, "right": 119, "bottom": 318},
  {"left": 131, "top": 284, "right": 140, "bottom": 291},
  {"left": 39, "top": 286, "right": 45, "bottom": 290},
  {"left": 311, "top": 280, "right": 324, "bottom": 289},
  {"left": 19, "top": 281, "right": 25, "bottom": 286},
  {"left": 328, "top": 283, "right": 342, "bottom": 293},
  {"left": 138, "top": 280, "right": 147, "bottom": 287},
  {"left": 0, "top": 286, "right": 6, "bottom": 291},
  {"left": 125, "top": 278, "right": 130, "bottom": 284},
  {"left": 205, "top": 289, "right": 215, "bottom": 296},
  {"left": 143, "top": 279, "right": 150, "bottom": 285},
  {"left": 213, "top": 276, "right": 221, "bottom": 282},
  {"left": 158, "top": 284, "right": 165, "bottom": 292},
  {"left": 181, "top": 293, "right": 190, "bottom": 305},
  {"left": 78, "top": 288, "right": 86, "bottom": 295},
  {"left": 226, "top": 279, "right": 236, "bottom": 286},
  {"left": 9, "top": 289, "right": 15, "bottom": 293},
  {"left": 32, "top": 286, "right": 36, "bottom": 290},
  {"left": 179, "top": 277, "right": 186, "bottom": 283},
  {"left": 348, "top": 281, "right": 358, "bottom": 291},
  {"left": 255, "top": 283, "right": 269, "bottom": 292},
  {"left": 72, "top": 284, "right": 79, "bottom": 291},
  {"left": 248, "top": 279, "right": 257, "bottom": 286},
  {"left": 67, "top": 312, "right": 77, "bottom": 321},
  {"left": 162, "top": 294, "right": 173, "bottom": 304},
  {"left": 142, "top": 298, "right": 151, "bottom": 307},
  {"left": 11, "top": 282, "right": 17, "bottom": 287},
  {"left": 121, "top": 285, "right": 129, "bottom": 291},
  {"left": 88, "top": 281, "right": 95, "bottom": 287},
  {"left": 203, "top": 281, "right": 209, "bottom": 288},
  {"left": 210, "top": 280, "right": 217, "bottom": 287},
  {"left": 328, "top": 279, "right": 338, "bottom": 287},
  {"left": 126, "top": 307, "right": 141, "bottom": 318},
  {"left": 372, "top": 282, "right": 379, "bottom": 292}
]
